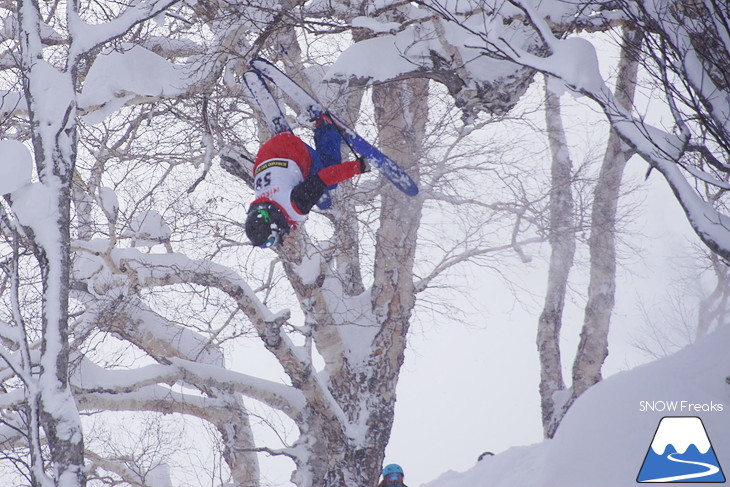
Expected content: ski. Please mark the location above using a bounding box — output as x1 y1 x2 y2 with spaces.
250 58 419 196
243 70 291 135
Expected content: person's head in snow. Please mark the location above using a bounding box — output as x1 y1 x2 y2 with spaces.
245 115 369 248
379 464 407 487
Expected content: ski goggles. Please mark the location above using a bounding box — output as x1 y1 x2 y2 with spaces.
384 472 404 485
260 234 278 248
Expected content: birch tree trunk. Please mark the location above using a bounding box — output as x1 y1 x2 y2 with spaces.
17 0 85 483
273 76 428 487
365 76 427 481
535 26 642 437
537 81 575 439
572 27 642 398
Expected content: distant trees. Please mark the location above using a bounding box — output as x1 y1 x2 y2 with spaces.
633 248 730 359
421 0 730 437
538 27 642 438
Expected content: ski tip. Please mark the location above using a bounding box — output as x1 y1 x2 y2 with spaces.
405 186 419 196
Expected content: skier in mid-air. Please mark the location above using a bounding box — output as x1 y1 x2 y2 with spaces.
245 115 369 248
378 464 408 487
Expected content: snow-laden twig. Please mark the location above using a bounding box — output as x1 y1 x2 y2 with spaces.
67 0 181 62
73 357 306 419
82 245 353 434
424 0 730 259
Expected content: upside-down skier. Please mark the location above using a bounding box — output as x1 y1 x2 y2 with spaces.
244 115 369 248
240 58 418 248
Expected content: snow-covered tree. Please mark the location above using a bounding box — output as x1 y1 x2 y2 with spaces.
0 0 180 485
421 0 730 258
1 1 551 486
414 0 730 438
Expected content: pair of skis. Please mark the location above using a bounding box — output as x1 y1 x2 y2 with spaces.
243 58 419 197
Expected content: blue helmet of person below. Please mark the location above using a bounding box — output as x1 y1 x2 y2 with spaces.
382 464 404 485
382 464 404 477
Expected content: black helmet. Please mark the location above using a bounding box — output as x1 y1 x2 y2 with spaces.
245 202 290 248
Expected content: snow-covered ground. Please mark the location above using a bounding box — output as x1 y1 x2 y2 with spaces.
421 324 730 487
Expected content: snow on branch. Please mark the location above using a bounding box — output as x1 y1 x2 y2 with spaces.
75 361 174 394
108 248 283 324
326 1 536 117
0 320 20 346
0 91 28 117
68 0 181 61
77 385 217 416
421 0 730 259
74 245 354 429
79 45 192 125
106 297 224 366
74 357 305 419
169 358 306 418
0 387 25 409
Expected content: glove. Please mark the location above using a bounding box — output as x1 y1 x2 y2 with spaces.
357 156 371 174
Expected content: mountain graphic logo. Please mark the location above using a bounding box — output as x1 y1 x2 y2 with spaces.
637 416 725 483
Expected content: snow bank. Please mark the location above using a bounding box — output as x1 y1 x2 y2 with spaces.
422 325 730 487
424 442 550 487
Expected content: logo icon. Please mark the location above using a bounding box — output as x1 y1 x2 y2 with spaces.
637 416 725 483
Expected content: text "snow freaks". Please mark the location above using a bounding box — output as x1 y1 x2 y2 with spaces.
639 401 724 412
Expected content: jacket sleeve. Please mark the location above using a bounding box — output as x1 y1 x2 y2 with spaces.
290 174 328 215
317 160 364 186
290 160 365 214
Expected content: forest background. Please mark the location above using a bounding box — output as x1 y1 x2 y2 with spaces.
0 1 727 486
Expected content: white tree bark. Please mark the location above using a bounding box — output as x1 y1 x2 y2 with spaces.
536 26 642 438
17 0 85 482
571 27 642 398
537 80 575 439
3 0 181 484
